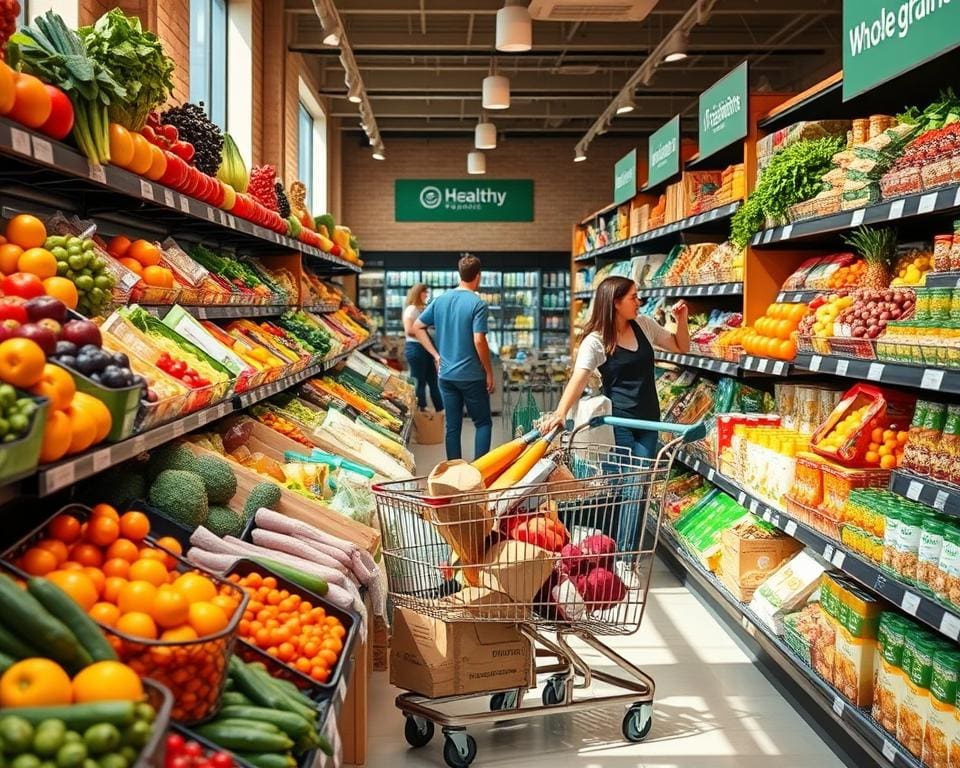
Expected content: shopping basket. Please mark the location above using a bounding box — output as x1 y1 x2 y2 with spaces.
373 415 706 768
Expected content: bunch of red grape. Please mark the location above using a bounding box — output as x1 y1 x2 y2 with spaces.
0 0 22 60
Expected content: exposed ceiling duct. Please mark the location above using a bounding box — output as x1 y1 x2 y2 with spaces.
528 0 661 22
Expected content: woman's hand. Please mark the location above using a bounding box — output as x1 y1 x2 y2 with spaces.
539 410 566 435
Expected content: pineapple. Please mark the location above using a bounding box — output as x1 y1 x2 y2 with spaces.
843 226 897 289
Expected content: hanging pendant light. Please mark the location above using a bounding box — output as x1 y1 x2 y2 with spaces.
496 1 532 53
346 77 362 104
468 151 486 174
616 93 636 115
372 142 386 161
574 146 587 163
475 121 497 150
663 29 688 62
482 75 510 110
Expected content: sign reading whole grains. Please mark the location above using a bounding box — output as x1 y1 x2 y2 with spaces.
613 149 637 205
394 180 534 221
698 62 749 161
646 116 680 189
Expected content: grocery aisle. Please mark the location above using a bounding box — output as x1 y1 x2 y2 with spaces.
366 421 849 768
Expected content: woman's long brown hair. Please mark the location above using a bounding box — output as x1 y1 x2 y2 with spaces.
405 282 428 309
582 276 636 355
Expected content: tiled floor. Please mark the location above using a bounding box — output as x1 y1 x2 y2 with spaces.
365 419 848 768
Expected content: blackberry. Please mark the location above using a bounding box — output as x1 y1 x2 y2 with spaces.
275 181 291 218
160 102 224 176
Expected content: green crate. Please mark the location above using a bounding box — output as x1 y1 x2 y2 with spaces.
59 364 140 442
0 393 49 485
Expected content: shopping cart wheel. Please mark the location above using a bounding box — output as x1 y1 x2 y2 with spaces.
442 731 477 768
403 716 434 748
622 703 653 743
541 675 565 706
490 690 517 711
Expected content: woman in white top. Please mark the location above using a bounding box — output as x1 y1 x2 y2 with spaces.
402 283 443 412
542 275 689 458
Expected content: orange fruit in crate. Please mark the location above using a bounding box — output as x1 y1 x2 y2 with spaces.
128 558 168 587
881 455 897 469
152 587 189 628
160 625 198 642
154 537 182 569
117 580 158 613
116 611 158 640
102 558 130 578
173 573 217 603
72 660 143 703
127 240 161 267
142 265 174 288
106 538 140 563
20 547 58 576
46 570 98 611
83 567 105 596
0 244 23 275
71 393 112 444
102 576 127 603
36 538 68 565
91 503 119 521
188 601 228 636
5 214 46 250
66 542 103 568
86 515 119 547
118 511 150 541
0 658 72 707
89 602 121 627
118 257 143 277
107 235 132 258
138 547 167 563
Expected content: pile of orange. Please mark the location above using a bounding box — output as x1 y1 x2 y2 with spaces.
0 657 144 708
107 236 174 289
108 124 167 181
865 426 908 469
826 258 867 289
228 570 346 685
31 362 112 464
741 302 808 361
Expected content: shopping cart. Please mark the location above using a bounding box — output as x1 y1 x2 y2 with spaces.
373 416 706 768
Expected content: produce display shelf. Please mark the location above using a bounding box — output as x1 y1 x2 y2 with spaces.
675 449 960 644
654 352 738 376
573 201 742 263
925 271 960 289
776 289 829 304
740 355 792 376
141 304 290 320
0 118 359 274
306 303 341 314
401 414 415 445
750 184 960 248
572 290 593 300
889 470 960 518
793 353 960 395
653 521 920 768
638 282 743 299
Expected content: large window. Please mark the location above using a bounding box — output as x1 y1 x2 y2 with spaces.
190 0 227 128
298 103 314 207
297 80 327 214
16 1 27 27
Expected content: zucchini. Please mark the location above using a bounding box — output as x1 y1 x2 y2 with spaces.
0 622 35 659
193 724 293 753
0 575 91 671
27 579 117 662
220 692 254 707
232 754 296 768
250 558 327 596
4 702 136 729
216 707 313 740
204 719 282 734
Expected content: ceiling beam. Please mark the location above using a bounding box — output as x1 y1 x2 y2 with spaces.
285 0 840 15
329 97 689 118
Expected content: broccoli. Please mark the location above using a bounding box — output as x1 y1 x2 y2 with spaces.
243 482 282 521
148 442 199 480
149 470 208 528
204 505 244 538
194 454 238 504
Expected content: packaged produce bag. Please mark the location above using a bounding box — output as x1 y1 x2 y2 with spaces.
414 409 444 445
478 539 556 603
426 460 493 585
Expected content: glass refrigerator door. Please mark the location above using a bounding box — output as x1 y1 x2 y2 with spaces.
384 270 422 334
540 269 571 350
500 270 538 352
358 269 385 330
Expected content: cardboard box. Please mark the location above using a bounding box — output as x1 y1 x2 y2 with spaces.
389 607 533 698
478 540 555 603
440 586 529 621
720 527 803 602
414 409 444 445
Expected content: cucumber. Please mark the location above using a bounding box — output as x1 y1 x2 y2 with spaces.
227 657 288 712
27 579 117 662
250 558 327 596
204 720 281 734
0 623 36 660
216 708 313 740
231 754 295 768
3 703 136 730
192 724 293 753
0 576 91 671
219 692 254 707
0 649 16 673
245 666 316 722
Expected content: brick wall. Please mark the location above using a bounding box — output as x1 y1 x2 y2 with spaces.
156 0 189 104
340 135 644 252
250 0 263 166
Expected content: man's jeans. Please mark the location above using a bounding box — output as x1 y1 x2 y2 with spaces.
438 378 492 460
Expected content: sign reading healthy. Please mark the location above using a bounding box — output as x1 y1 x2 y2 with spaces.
698 62 748 161
395 179 534 221
843 0 960 100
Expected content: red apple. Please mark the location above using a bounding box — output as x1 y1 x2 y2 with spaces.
0 297 28 324
0 319 21 341
16 322 58 355
61 318 102 348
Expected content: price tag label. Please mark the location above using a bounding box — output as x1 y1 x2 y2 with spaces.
762 229 774 244
809 355 822 372
823 544 835 562
934 490 949 511
92 449 112 474
163 189 175 207
832 695 845 717
762 510 772 523
785 520 797 536
758 358 769 373
901 590 921 615
139 180 154 200
773 361 786 376
88 162 107 184
882 740 898 763
737 492 747 506
850 208 865 227
918 192 938 214
831 551 846 569
31 137 53 164
171 420 186 438
10 127 30 156
921 369 945 390
179 195 190 213
707 468 715 481
45 463 75 493
206 206 215 221
939 612 960 641
888 199 905 220
866 363 885 381
835 359 849 377
906 480 923 501
781 224 793 240
749 499 759 513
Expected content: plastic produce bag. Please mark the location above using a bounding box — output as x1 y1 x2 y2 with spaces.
329 467 375 526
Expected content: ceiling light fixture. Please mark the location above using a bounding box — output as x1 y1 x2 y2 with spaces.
468 151 486 174
495 0 532 53
372 143 385 161
317 7 340 46
574 146 587 163
482 74 510 110
615 93 636 115
663 30 688 62
346 78 362 104
475 120 497 149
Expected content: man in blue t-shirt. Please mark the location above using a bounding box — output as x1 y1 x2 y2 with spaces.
413 255 493 460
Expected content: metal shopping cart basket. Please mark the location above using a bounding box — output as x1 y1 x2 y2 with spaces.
373 416 706 768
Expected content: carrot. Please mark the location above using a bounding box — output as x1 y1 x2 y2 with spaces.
472 428 540 485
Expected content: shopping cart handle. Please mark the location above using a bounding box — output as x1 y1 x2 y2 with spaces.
588 416 707 443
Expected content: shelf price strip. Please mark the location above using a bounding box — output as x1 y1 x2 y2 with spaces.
794 354 960 395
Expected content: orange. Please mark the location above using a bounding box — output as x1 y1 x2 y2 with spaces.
88 601 121 627
42 277 79 310
64 404 98 455
35 538 69 565
0 658 72 707
865 451 880 464
778 339 796 360
0 243 23 275
138 547 167 562
152 588 189 628
211 595 237 615
154 537 182 569
83 567 106 596
86 515 120 547
108 125 134 169
188 601 229 636
128 558 168 587
92 504 120 521
30 363 76 412
9 73 51 128
107 235 132 258
141 265 174 288
4 214 46 250
17 248 57 279
102 576 127 604
127 240 162 267
72 660 143 702
61 561 85 572
68 543 103 568
0 337 47 389
71 392 111 443
160 626 198 642
115 611 158 640
20 547 58 576
102 557 131 578
106 538 140 563
128 133 153 176
0 60 13 115
118 511 150 541
145 144 167 181
117 580 158 614
118 257 143 276
173 573 217 603
46 570 99 611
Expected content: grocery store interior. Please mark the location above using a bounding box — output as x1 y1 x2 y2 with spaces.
0 1 959 767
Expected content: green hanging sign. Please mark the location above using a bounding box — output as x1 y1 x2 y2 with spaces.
613 149 637 205
698 62 748 161
394 179 534 221
645 116 680 189
842 1 960 101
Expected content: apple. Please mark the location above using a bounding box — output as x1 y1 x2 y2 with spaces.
25 295 67 324
0 319 21 341
37 318 62 337
61 318 102 348
0 297 28 324
16 323 58 355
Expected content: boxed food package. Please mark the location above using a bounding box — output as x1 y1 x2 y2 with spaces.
873 612 911 735
674 491 750 572
478 540 556 603
426 461 493 585
720 519 804 602
390 606 534 698
922 649 960 768
749 551 826 635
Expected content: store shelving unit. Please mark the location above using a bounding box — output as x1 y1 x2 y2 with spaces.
889 470 960 517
